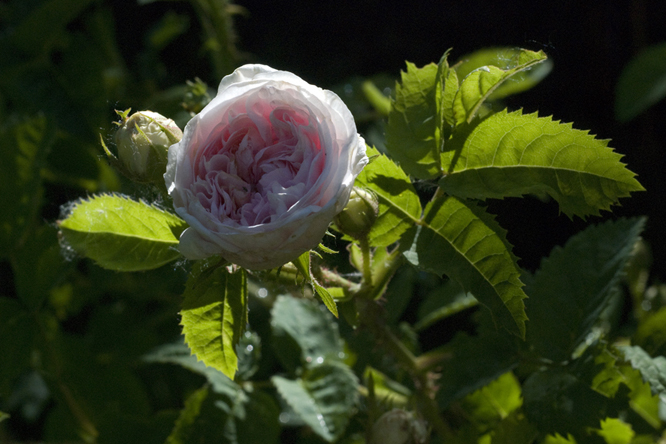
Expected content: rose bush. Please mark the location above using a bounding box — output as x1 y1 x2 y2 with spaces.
165 64 368 270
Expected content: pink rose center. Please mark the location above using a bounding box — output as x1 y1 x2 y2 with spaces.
189 90 326 227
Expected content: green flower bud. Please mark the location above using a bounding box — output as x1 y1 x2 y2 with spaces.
370 409 427 444
112 110 182 184
334 187 379 239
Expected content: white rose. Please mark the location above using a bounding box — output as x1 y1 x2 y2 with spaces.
165 64 368 270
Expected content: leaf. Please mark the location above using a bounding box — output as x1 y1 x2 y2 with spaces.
385 62 442 179
525 218 645 362
364 367 411 408
58 193 187 271
436 49 460 134
166 384 280 444
272 361 359 442
353 146 422 247
180 261 248 379
271 295 343 368
439 109 645 219
292 251 337 317
0 115 55 256
461 372 522 433
401 196 527 338
454 47 552 101
0 411 9 423
615 42 666 122
437 331 520 408
618 345 666 404
522 366 611 442
452 49 548 124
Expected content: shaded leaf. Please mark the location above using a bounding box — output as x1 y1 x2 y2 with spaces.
271 295 343 368
436 49 460 134
0 115 55 256
181 261 248 379
58 193 187 271
272 361 359 442
402 196 526 337
415 279 478 331
439 110 644 219
385 62 441 179
437 330 519 408
353 146 422 247
525 218 645 362
615 42 666 122
0 299 38 396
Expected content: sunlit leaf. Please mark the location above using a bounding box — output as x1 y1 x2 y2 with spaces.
402 196 526 338
525 218 645 362
461 372 522 433
385 62 441 179
58 193 187 271
272 361 358 442
454 47 552 101
439 109 644 219
436 49 460 134
618 345 666 405
353 146 422 247
452 49 547 124
615 42 666 122
180 260 248 380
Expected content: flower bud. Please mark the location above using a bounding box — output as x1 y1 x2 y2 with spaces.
370 409 427 444
113 110 182 184
334 187 379 239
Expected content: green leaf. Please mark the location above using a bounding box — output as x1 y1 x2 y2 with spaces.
272 361 359 442
439 109 645 219
166 384 280 444
271 295 344 368
452 49 548 125
364 367 411 408
0 115 55 256
634 307 666 356
436 49 460 134
402 196 526 338
618 345 666 404
385 62 442 179
522 366 611 442
525 218 645 362
595 418 635 444
462 372 522 432
0 411 9 423
353 146 422 247
454 47 552 101
292 251 337 317
180 260 248 380
437 331 519 408
615 42 666 122
58 193 187 271
489 411 539 444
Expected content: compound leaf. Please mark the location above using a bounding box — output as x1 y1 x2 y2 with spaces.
181 260 248 380
58 193 187 271
402 196 526 338
439 110 644 219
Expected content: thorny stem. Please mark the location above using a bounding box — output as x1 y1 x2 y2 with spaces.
359 235 373 288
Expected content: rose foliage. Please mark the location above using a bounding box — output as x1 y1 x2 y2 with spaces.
3 19 660 443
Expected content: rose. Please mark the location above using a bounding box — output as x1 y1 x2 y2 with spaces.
165 64 368 270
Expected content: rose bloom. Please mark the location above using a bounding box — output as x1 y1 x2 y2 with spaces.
165 64 368 270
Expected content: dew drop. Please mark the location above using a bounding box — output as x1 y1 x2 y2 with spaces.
316 356 324 364
279 412 290 424
258 287 268 298
246 345 254 352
